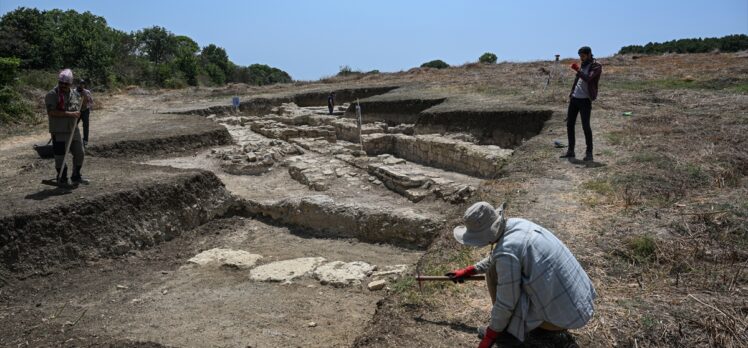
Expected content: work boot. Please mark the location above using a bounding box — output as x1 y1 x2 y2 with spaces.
56 167 68 185
583 151 594 161
71 166 90 185
559 151 575 158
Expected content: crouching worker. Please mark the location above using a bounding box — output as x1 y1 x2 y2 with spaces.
447 202 596 347
45 69 88 185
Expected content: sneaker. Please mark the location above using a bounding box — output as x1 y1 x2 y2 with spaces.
583 153 594 161
559 152 575 158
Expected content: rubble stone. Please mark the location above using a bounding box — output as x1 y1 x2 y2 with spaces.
313 261 376 287
249 257 327 282
367 279 387 291
188 248 263 270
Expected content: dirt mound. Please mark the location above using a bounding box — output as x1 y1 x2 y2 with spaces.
87 114 233 158
0 158 233 278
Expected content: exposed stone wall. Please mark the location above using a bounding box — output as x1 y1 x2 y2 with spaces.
329 119 387 143
344 98 446 124
250 120 337 143
293 86 399 107
362 134 513 178
239 195 443 249
415 110 553 148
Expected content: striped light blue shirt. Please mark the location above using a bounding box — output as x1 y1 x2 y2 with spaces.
474 218 596 341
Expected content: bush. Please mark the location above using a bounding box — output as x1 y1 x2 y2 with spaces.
0 57 20 86
420 59 449 69
337 65 361 77
479 52 497 64
0 86 34 124
163 77 187 89
17 69 56 90
0 57 34 125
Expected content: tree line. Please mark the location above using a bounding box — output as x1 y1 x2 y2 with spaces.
618 34 748 55
0 7 292 88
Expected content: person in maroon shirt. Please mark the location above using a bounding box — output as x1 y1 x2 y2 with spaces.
561 46 602 161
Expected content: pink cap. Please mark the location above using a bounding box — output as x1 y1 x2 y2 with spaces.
58 69 74 84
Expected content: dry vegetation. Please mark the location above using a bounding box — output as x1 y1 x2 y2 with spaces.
340 53 747 347
4 52 746 347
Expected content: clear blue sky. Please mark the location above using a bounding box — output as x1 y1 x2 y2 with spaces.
1 0 746 80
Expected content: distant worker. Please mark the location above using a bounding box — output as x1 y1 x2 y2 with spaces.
446 202 596 347
76 78 94 146
327 91 336 115
45 69 88 185
561 46 602 161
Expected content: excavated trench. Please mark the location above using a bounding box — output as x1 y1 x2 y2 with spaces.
0 88 553 347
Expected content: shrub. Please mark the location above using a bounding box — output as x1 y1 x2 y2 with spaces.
0 57 20 86
163 77 187 89
420 59 449 69
479 52 497 64
17 69 56 90
0 57 34 125
627 234 657 263
337 65 364 77
0 86 34 124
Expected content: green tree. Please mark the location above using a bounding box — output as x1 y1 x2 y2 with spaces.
246 64 291 85
202 63 226 85
479 52 497 64
135 26 177 64
0 7 47 68
174 35 199 86
200 44 231 85
618 34 748 55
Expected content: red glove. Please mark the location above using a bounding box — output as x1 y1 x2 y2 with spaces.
445 265 476 283
571 63 580 71
478 327 500 348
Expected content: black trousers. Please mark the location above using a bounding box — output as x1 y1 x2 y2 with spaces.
81 108 90 142
566 97 593 154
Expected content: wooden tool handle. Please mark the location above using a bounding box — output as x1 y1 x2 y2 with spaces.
415 275 486 281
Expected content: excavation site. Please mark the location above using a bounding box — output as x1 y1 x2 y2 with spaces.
2 51 746 348
1 83 555 347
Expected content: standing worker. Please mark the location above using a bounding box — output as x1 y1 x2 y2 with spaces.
446 202 596 347
560 46 602 161
327 91 336 115
76 78 94 146
45 69 88 185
